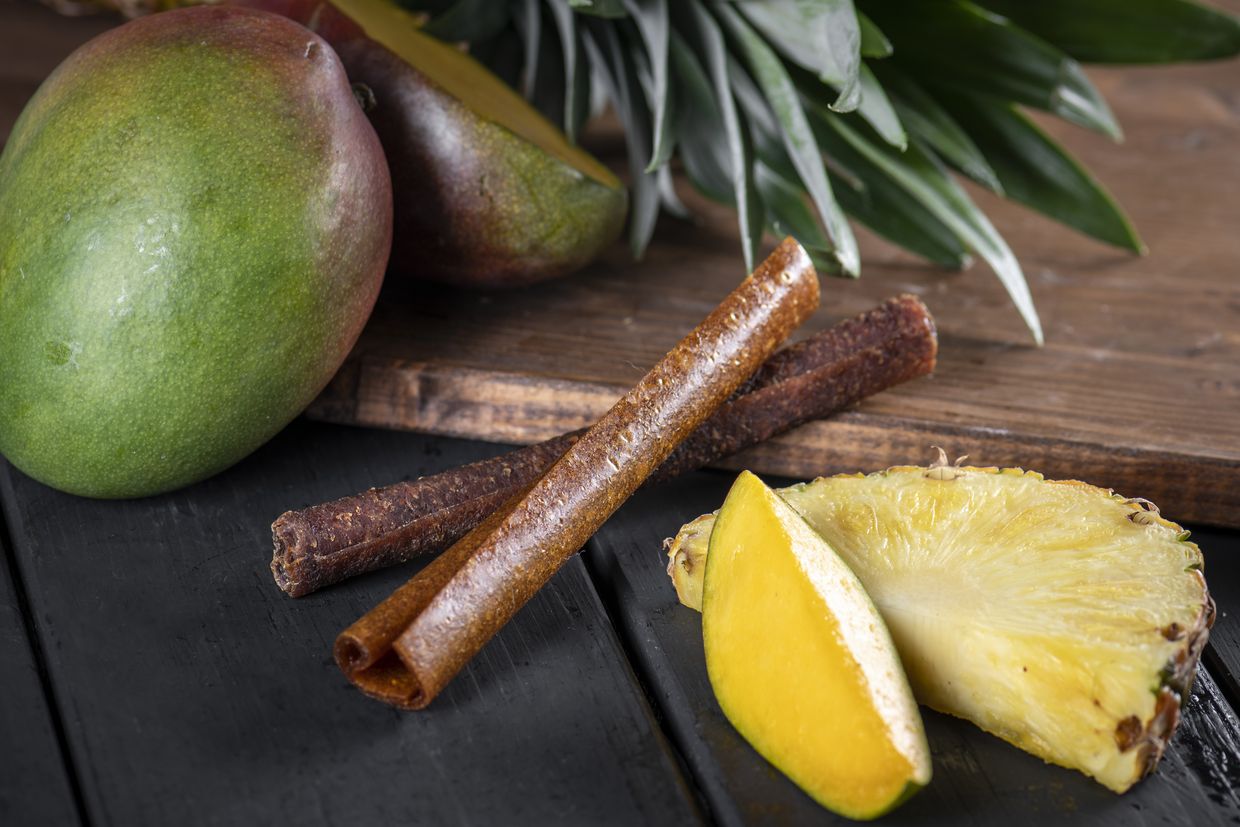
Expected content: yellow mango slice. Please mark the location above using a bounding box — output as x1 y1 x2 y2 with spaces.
703 471 930 820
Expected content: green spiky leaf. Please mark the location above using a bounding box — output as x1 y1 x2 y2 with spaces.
680 1 764 270
872 62 1001 192
855 63 905 149
657 165 691 218
726 55 802 184
628 29 679 178
734 0 863 110
816 114 1043 343
858 11 893 58
866 0 1122 140
398 0 1231 343
938 93 1145 252
790 60 905 150
546 1 592 141
583 23 659 257
623 0 674 170
471 26 524 89
668 31 734 203
423 0 511 40
515 0 541 98
831 166 972 270
717 3 859 274
569 0 626 17
755 163 846 272
813 119 973 268
980 0 1240 63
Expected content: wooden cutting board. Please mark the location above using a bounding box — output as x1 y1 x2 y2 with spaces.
306 58 1240 528
2 2 1236 527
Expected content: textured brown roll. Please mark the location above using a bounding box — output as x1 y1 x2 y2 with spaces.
272 294 936 597
334 237 819 708
271 432 580 597
652 293 936 481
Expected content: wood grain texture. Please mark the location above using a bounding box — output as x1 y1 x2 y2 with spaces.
0 526 81 827
300 32 1240 527
3 3 1239 825
1 3 1236 530
0 422 703 826
585 470 1240 825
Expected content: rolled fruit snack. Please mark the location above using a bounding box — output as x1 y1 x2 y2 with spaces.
335 237 820 708
271 294 937 597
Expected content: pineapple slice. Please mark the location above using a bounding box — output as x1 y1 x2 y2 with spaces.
665 461 1213 793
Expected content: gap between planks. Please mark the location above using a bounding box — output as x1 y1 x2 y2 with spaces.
580 539 723 826
1195 526 1240 714
0 427 709 827
0 481 92 827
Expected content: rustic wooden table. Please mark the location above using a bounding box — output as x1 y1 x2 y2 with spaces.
3 3 1240 825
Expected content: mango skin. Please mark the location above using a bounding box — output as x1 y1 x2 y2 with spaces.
245 0 627 288
0 6 392 498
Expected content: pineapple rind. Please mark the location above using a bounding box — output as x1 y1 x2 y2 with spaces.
666 466 1212 793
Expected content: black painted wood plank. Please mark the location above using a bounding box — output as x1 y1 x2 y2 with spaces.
0 529 81 827
0 421 702 827
1196 527 1240 707
586 471 1240 826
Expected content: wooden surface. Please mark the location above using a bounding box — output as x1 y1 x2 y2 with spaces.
3 421 1240 826
298 23 1240 527
1202 526 1240 705
0 527 81 826
0 423 703 826
4 3 1240 826
589 475 1240 826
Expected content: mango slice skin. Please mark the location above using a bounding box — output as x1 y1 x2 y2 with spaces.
247 0 628 287
702 471 931 820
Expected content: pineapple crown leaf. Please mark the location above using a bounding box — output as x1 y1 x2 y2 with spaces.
399 0 1240 342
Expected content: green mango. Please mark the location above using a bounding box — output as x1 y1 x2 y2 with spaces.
0 6 392 498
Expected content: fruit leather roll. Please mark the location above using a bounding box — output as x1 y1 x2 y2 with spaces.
271 294 937 597
335 237 820 708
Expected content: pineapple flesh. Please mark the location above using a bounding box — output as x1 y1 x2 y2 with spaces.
665 464 1213 793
